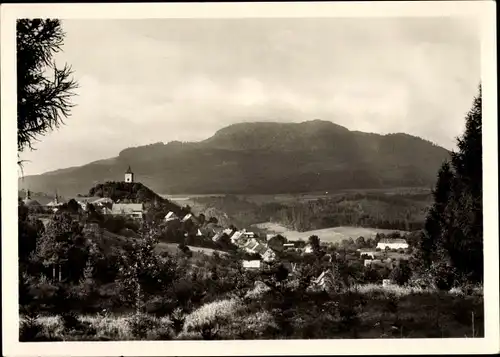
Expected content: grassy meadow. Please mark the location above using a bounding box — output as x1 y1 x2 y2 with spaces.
253 222 407 243
21 284 483 341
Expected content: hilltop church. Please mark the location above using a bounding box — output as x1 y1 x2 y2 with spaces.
124 165 134 183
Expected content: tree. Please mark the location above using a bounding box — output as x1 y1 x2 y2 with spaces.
419 161 455 269
355 236 366 248
444 85 483 283
416 85 483 285
118 222 178 313
17 19 78 157
308 235 320 252
66 199 81 214
34 212 88 282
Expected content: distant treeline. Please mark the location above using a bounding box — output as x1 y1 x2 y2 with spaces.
193 192 433 232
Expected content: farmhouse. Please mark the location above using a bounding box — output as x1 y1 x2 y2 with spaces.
111 203 144 219
376 238 408 250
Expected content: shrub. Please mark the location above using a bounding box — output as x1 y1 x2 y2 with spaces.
19 313 45 341
59 311 97 340
128 314 162 340
170 307 186 335
183 298 240 339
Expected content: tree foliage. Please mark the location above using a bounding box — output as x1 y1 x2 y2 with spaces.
17 19 78 153
417 85 483 285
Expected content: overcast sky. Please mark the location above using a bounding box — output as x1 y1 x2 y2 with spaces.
20 17 480 176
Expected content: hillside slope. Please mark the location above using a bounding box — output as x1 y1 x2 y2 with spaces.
19 120 450 196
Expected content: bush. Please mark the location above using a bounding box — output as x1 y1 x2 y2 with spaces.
19 313 45 341
129 314 162 340
183 299 240 339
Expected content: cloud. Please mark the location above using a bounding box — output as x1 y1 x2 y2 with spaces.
19 17 480 175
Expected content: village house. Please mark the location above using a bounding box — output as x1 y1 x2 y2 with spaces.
243 231 257 239
261 248 277 262
73 196 103 210
110 203 144 220
376 238 408 250
364 258 395 270
212 231 224 242
242 260 262 270
312 269 336 291
358 248 378 259
230 230 245 244
243 238 267 255
164 211 179 222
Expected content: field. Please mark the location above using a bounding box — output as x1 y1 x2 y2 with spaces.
253 222 406 243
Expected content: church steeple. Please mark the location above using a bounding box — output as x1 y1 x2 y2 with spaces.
125 165 134 183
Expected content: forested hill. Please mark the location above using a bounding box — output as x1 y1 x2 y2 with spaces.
88 182 188 217
19 120 450 196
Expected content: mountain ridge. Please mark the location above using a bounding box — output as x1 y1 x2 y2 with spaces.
19 120 450 196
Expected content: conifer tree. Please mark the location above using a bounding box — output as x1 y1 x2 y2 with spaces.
445 85 483 283
17 19 78 154
418 85 483 286
419 161 454 269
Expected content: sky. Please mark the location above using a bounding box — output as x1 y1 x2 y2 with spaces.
19 17 481 176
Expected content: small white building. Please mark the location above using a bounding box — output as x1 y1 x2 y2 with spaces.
243 231 256 239
230 231 245 244
182 213 193 222
242 260 262 270
376 239 408 250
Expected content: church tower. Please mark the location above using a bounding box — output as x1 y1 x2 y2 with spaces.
125 165 134 183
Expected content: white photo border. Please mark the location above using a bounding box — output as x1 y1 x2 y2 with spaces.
1 1 498 356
